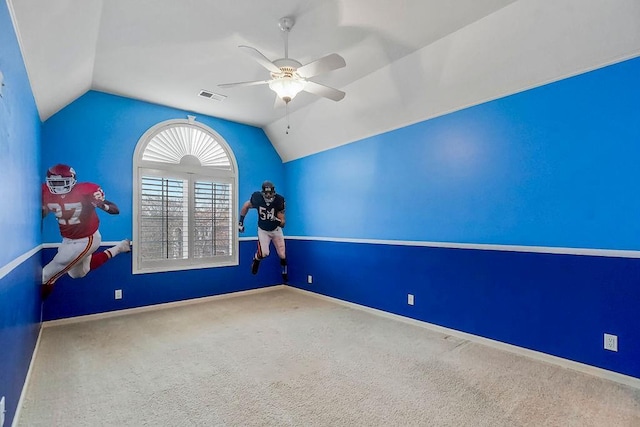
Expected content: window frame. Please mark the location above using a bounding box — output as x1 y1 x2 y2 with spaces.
132 118 239 274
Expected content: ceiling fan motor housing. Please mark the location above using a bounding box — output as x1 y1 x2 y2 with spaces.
272 66 296 79
273 58 302 70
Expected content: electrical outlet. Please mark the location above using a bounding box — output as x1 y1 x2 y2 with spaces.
115 289 123 300
407 294 414 305
1 395 5 427
307 275 313 284
604 333 618 352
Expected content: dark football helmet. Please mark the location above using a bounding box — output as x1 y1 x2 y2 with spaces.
46 164 77 194
261 180 276 203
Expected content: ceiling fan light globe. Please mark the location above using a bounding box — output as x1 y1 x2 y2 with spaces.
269 77 306 102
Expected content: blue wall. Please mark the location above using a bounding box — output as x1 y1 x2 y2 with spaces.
40 91 286 320
39 241 283 319
285 56 640 379
0 1 42 425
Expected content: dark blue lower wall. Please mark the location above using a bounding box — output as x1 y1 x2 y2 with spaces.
0 252 41 426
41 240 283 321
286 239 640 379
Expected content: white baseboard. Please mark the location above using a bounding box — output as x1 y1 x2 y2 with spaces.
286 286 640 390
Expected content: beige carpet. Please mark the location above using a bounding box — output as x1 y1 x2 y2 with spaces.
18 287 640 426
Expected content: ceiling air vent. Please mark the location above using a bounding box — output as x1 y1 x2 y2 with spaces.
198 90 227 101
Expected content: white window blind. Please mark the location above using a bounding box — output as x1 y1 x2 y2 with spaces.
193 180 232 258
140 176 189 261
133 119 238 274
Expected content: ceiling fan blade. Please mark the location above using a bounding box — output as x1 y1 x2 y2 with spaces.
238 45 281 74
303 80 345 102
297 53 346 78
218 80 270 88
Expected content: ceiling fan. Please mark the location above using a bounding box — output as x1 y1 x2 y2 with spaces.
218 16 346 107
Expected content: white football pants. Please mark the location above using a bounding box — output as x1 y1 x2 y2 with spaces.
256 226 286 259
42 230 101 284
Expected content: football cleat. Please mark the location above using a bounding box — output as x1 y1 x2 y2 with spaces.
251 258 260 275
117 239 132 254
40 283 54 300
108 239 131 258
281 261 288 283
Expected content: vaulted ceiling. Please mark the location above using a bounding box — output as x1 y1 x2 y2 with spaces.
7 0 640 161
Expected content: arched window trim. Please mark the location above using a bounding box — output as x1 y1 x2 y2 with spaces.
132 118 239 274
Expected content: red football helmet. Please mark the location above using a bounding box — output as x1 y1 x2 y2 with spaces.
46 164 77 194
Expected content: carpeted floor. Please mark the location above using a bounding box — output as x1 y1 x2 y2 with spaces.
18 287 640 426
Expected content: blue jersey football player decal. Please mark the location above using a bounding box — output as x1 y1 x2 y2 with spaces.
238 181 288 282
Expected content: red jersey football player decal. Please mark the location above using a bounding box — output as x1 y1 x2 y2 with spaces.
41 164 131 299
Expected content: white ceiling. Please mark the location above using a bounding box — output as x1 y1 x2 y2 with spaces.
7 0 640 162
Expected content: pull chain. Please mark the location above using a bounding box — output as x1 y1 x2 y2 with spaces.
285 102 290 134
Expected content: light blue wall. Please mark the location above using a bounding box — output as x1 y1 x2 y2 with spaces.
0 1 42 425
0 5 41 264
286 57 640 249
40 91 286 320
285 56 640 379
41 90 285 243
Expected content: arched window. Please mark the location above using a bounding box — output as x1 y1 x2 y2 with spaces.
133 117 238 273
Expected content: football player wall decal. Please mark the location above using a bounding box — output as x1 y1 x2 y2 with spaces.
41 163 131 299
238 180 288 283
